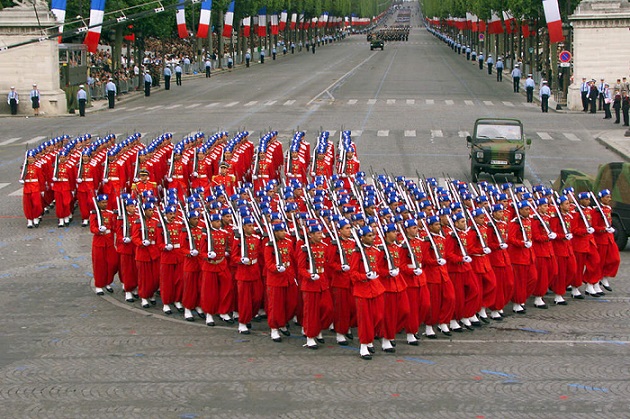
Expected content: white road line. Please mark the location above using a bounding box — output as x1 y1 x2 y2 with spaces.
503 101 514 107
464 100 474 106
8 189 22 197
483 101 494 106
430 129 444 138
348 99 358 105
367 99 377 105
244 101 258 107
0 137 22 146
445 100 454 105
204 103 218 108
563 133 581 142
283 100 296 106
537 132 553 140
127 106 144 111
386 99 395 105
352 130 363 137
147 105 164 110
404 130 416 137
185 103 200 109
458 131 470 137
327 130 337 137
165 104 182 109
522 102 534 107
264 100 277 106
406 99 415 105
225 101 239 108
0 182 10 190
426 99 434 105
23 135 45 145
377 130 389 137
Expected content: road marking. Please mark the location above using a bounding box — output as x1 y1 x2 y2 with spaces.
426 99 434 105
483 101 494 106
367 99 377 105
127 106 144 111
522 179 533 190
204 103 218 108
537 132 553 140
244 101 258 107
503 101 514 107
404 130 416 137
0 137 22 146
0 182 10 190
464 100 474 106
8 188 22 197
147 105 164 110
225 101 239 107
563 133 581 142
348 99 358 105
283 100 296 106
165 104 182 109
386 99 395 105
23 135 46 145
522 102 534 107
445 100 454 105
377 130 389 137
458 131 470 138
327 130 337 137
264 100 277 106
185 103 200 109
430 129 444 138
406 99 415 105
352 130 363 137
308 53 378 105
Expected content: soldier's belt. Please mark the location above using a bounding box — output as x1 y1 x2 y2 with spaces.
85 178 94 181
316 267 324 274
209 257 225 264
24 179 38 183
172 176 184 179
197 175 207 178
173 244 181 249
407 264 416 269
57 178 69 182
109 177 120 181
471 254 484 257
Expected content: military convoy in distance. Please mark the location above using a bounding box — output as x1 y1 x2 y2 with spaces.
466 118 531 182
367 25 410 50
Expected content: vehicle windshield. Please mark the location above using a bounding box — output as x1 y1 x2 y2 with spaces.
474 124 522 143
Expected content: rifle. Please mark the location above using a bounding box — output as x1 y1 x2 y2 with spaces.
466 208 490 252
506 185 529 244
373 216 395 271
137 201 148 242
179 202 195 252
19 151 28 182
420 218 444 264
589 191 611 229
301 224 316 275
156 207 172 246
350 227 375 276
92 196 103 230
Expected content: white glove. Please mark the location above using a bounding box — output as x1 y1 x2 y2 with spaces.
341 264 350 272
77 178 83 183
123 237 131 243
252 175 258 180
483 247 492 254
310 172 316 177
413 268 423 276
389 268 399 277
366 271 379 280
133 177 139 183
142 239 151 246
310 273 320 280
105 229 111 235
241 257 251 264
52 177 58 182
99 226 107 232
438 258 447 266
463 255 472 263
565 233 573 240
524 241 532 248
606 227 615 234
341 173 348 178
19 179 24 184
167 177 173 183
548 232 557 240
165 244 174 251
499 243 508 250
208 251 217 259
192 171 198 177
277 265 286 273
587 227 595 234
190 249 199 257
102 178 109 184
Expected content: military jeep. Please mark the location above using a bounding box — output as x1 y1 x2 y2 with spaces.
367 33 384 50
466 118 531 182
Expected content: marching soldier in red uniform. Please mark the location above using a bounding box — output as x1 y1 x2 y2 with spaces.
131 203 161 308
90 194 119 295
592 189 620 292
549 196 576 305
156 206 184 314
571 192 602 297
530 198 557 308
52 151 76 227
19 151 44 228
486 204 514 318
467 208 497 321
180 210 206 321
115 198 139 303
166 151 189 201
507 201 537 313
131 169 158 199
76 151 100 227
211 161 237 196
101 151 126 211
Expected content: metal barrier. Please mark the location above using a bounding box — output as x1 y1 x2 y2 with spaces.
554 89 566 106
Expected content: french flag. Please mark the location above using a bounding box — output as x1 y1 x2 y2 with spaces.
258 7 267 37
290 13 297 30
243 16 251 37
279 11 287 31
502 11 515 34
197 0 212 39
222 0 235 38
84 0 106 53
488 11 503 34
543 0 564 43
298 13 304 30
51 0 66 42
176 0 188 39
270 14 278 35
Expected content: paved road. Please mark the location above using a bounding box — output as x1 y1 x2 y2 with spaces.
1 7 629 418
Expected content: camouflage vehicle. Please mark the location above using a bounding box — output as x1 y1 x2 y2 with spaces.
367 33 384 50
466 118 531 182
553 162 630 250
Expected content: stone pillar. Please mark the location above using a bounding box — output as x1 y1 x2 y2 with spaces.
0 1 67 115
568 0 630 110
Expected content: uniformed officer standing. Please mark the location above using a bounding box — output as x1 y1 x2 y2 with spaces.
164 66 172 90
205 58 212 78
7 86 19 115
30 83 40 116
540 80 551 113
525 74 535 103
144 72 152 97
77 85 87 117
106 77 117 109
245 51 251 67
496 57 504 82
486 54 494 75
511 65 522 93
175 64 183 85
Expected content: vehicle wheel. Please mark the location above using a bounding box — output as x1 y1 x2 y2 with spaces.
381 46 384 50
370 47 374 50
471 162 479 182
514 168 525 182
612 216 628 251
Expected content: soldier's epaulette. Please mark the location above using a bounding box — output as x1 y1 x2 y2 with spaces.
251 233 261 239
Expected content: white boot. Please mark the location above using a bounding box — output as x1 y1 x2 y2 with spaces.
490 310 502 320
425 325 436 338
461 318 472 327
382 338 395 352
449 319 462 331
238 323 250 334
406 333 419 345
601 278 611 288
554 294 567 305
82 219 89 226
585 283 597 296
305 337 318 349
125 292 134 302
336 333 348 345
571 287 582 297
141 298 150 308
58 218 64 227
33 218 40 227
478 307 488 318
359 344 372 359
593 283 604 294
95 287 104 295
184 308 194 321
205 313 215 325
195 306 205 316
162 304 172 314
27 219 33 228
63 216 70 224
534 296 547 307
174 302 183 310
513 303 524 313
270 329 281 342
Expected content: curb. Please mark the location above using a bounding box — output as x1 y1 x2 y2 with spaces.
595 135 630 161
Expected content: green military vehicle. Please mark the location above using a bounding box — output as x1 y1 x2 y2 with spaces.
466 118 531 182
367 33 384 50
553 162 630 250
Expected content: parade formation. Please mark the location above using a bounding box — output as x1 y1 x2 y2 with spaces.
19 129 621 361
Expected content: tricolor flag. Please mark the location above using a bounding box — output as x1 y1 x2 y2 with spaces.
257 7 266 37
51 0 66 42
290 13 297 30
197 0 212 39
542 0 564 43
502 11 516 34
270 14 278 35
279 11 288 31
84 0 106 53
176 0 188 39
488 11 503 34
298 13 304 30
243 16 251 37
222 0 235 38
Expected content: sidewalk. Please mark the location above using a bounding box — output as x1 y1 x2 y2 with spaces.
595 130 630 161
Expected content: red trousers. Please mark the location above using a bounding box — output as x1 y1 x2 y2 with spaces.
119 253 138 292
76 190 95 220
266 285 298 329
54 190 73 218
489 265 515 311
23 191 42 220
551 255 576 295
355 295 385 344
512 264 537 304
160 263 183 304
450 271 480 319
92 245 118 288
200 270 234 315
597 242 620 278
302 290 333 338
426 280 456 326
575 249 601 285
382 291 409 340
237 280 263 324
136 259 159 299
182 270 201 309
331 287 356 335
475 269 497 309
532 256 556 297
